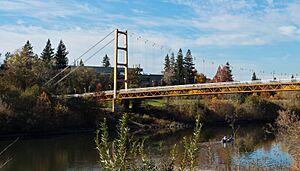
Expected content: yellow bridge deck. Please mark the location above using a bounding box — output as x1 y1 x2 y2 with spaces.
70 80 300 100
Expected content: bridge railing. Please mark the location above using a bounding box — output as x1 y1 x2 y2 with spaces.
60 78 299 98
114 78 299 93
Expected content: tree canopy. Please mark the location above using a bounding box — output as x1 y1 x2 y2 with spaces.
55 40 69 69
102 54 110 67
252 72 258 81
41 39 55 64
183 49 195 84
174 49 185 84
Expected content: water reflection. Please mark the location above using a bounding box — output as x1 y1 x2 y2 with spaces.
0 134 100 171
0 124 292 171
232 143 292 169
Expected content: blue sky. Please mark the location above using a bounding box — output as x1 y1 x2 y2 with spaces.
0 0 300 81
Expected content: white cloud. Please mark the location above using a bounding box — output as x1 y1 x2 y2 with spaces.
1 0 300 78
278 25 298 36
131 9 145 14
0 0 91 21
0 24 115 64
196 34 267 46
166 0 300 45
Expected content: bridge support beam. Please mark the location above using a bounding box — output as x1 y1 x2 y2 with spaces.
112 29 128 112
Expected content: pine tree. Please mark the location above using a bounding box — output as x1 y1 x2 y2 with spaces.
22 40 35 58
184 49 195 84
170 52 175 84
170 52 175 70
163 54 173 85
224 62 233 82
55 40 69 69
164 54 171 71
41 39 54 63
102 54 110 67
21 40 36 69
174 49 185 84
252 72 258 81
79 59 84 66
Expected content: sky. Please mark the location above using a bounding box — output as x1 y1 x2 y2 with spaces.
0 0 300 81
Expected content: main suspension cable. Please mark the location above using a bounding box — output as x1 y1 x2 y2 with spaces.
52 38 115 87
44 29 115 86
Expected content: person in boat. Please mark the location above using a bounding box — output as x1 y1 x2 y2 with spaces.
222 136 227 144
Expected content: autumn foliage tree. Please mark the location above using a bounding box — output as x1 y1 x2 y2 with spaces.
213 62 233 82
196 73 207 83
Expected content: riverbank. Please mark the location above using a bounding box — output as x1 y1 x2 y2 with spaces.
135 95 280 124
1 91 300 137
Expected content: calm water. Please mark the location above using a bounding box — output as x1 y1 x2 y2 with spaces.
0 124 292 171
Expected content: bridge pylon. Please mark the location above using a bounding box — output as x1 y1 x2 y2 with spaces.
112 29 128 112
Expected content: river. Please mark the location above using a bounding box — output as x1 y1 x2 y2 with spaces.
0 124 292 170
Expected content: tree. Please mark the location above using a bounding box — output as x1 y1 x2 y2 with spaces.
224 62 233 81
184 49 195 84
170 52 176 84
128 67 141 88
41 39 54 63
22 40 35 59
55 40 69 69
0 53 2 70
213 62 233 82
1 52 12 70
174 49 185 85
252 72 258 81
163 54 173 85
79 59 84 66
196 73 207 83
3 49 35 90
21 41 36 69
102 54 110 67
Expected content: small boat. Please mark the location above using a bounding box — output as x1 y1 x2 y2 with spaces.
226 135 234 143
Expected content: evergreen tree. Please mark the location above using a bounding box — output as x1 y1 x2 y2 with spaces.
22 40 35 59
170 52 175 84
1 52 12 70
184 49 195 84
163 54 173 85
55 40 69 69
174 49 185 84
251 72 258 81
41 39 54 63
164 54 171 71
21 40 36 69
128 67 141 88
102 54 110 67
79 59 84 66
224 62 233 82
170 52 175 70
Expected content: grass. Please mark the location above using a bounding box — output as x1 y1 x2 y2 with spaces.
142 99 166 107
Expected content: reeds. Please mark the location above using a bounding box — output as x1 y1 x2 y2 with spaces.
95 113 202 170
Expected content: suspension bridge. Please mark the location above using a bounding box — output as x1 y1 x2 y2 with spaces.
46 29 300 111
